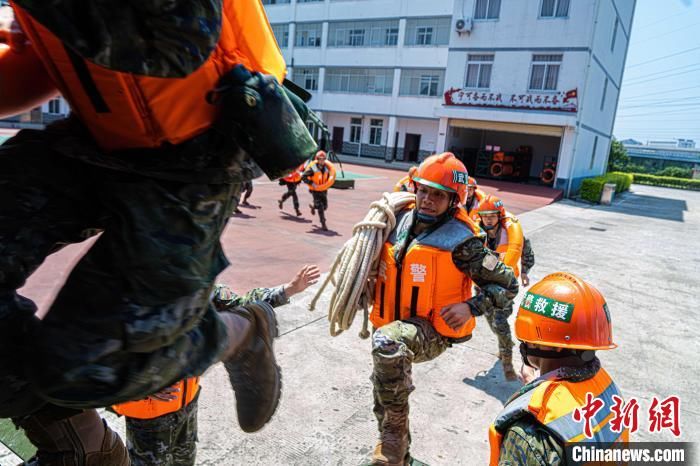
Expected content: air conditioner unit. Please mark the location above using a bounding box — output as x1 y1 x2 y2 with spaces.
455 17 473 34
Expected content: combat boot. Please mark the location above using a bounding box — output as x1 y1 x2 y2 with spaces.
15 409 129 466
500 352 517 381
222 302 282 433
371 406 410 466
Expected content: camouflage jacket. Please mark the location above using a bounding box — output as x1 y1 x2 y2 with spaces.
521 237 535 275
394 210 519 318
212 284 288 311
498 359 602 466
12 0 223 77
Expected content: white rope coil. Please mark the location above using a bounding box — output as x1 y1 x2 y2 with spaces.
309 191 416 338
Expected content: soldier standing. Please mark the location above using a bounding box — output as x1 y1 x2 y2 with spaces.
366 153 518 466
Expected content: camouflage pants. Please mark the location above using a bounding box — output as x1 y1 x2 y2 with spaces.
280 182 300 210
0 119 250 418
125 392 200 466
483 303 514 358
371 318 450 430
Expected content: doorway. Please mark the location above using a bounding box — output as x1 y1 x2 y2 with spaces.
332 127 344 153
404 133 421 162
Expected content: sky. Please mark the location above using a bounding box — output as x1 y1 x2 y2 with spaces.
613 0 700 144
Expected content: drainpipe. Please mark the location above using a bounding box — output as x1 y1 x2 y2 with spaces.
566 0 601 198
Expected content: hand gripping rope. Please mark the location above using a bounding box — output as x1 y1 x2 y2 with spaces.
309 191 416 338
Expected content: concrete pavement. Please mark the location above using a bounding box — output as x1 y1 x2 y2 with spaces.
2 183 698 465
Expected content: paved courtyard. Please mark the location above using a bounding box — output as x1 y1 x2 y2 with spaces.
1 171 697 464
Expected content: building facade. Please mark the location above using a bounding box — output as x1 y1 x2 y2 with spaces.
0 96 70 129
265 0 636 195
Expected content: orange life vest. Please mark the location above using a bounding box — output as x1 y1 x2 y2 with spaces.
466 189 487 222
489 367 629 465
282 163 304 183
486 213 523 277
112 377 200 420
307 161 336 192
370 207 479 340
393 175 412 193
11 0 285 151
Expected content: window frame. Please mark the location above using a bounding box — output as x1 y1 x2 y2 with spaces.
474 0 501 21
350 117 362 143
464 54 494 90
369 119 383 146
404 17 451 46
538 0 570 19
528 54 562 92
295 67 319 91
48 99 61 114
295 23 323 47
271 23 289 48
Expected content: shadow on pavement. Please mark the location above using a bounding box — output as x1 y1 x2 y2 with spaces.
593 192 688 222
463 361 522 405
231 212 256 219
307 227 342 237
280 212 312 223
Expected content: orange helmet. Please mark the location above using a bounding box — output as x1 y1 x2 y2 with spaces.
412 153 468 204
515 272 616 351
467 176 477 188
477 194 506 218
315 150 327 160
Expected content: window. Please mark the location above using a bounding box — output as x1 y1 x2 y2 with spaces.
328 20 399 47
262 0 291 4
404 18 450 46
295 23 322 47
271 24 289 48
600 78 608 111
324 68 394 94
295 67 319 91
400 69 445 96
465 54 494 89
540 0 569 18
350 118 362 143
529 54 561 91
590 136 599 169
298 0 323 2
611 18 619 51
416 27 433 45
369 119 383 145
385 28 398 46
48 99 61 114
474 0 501 20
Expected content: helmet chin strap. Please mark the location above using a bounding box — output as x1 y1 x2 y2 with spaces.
519 342 595 368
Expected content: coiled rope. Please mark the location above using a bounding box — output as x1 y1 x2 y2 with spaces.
309 191 416 338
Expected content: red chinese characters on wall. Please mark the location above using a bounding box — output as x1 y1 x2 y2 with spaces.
444 88 578 113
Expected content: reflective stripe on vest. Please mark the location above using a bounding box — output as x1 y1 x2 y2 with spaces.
370 208 479 340
12 0 285 151
488 367 629 466
308 161 336 192
112 377 200 420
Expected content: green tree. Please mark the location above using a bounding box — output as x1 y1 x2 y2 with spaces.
607 138 630 171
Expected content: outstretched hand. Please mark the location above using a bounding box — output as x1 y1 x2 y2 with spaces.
148 385 180 402
284 264 321 297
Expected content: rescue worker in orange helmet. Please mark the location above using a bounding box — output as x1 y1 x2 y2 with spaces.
0 1 314 463
112 264 320 466
367 153 519 466
302 150 336 231
464 176 487 222
489 272 628 466
477 194 531 380
278 162 305 216
392 166 418 193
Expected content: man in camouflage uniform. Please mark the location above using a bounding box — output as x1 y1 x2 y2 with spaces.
367 154 518 466
122 265 320 466
0 2 310 464
479 202 535 381
490 273 627 465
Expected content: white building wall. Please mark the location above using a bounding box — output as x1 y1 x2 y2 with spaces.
265 0 636 194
